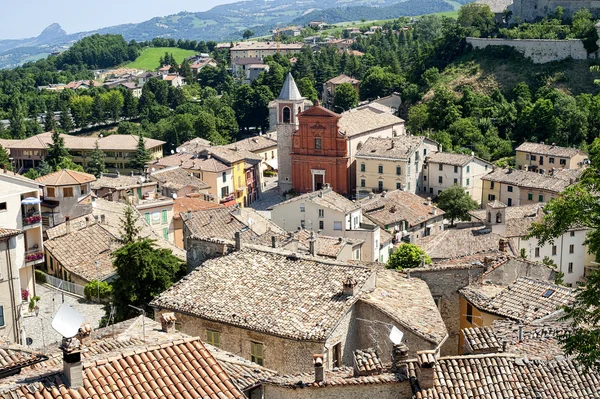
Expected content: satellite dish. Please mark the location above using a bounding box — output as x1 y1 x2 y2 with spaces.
26 337 33 346
176 148 180 153
151 167 156 172
171 150 175 154
389 326 404 345
51 304 85 338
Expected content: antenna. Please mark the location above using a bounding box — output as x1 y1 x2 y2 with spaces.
389 326 404 345
51 304 85 338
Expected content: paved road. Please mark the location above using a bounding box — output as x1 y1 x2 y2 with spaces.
21 284 105 351
250 176 284 217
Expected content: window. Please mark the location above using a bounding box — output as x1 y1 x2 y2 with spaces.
507 198 512 206
407 182 411 191
528 193 533 201
549 157 555 164
315 138 322 150
0 202 5 212
355 249 360 260
300 204 305 212
318 209 324 218
396 182 401 190
454 166 458 173
570 231 575 237
396 166 401 175
251 342 264 366
360 179 366 187
80 184 88 195
162 209 168 224
538 194 544 202
423 176 427 181
378 181 383 191
542 289 555 298
552 245 557 256
319 220 324 230
438 176 443 184
423 148 427 156
453 178 458 185
332 343 341 368
568 262 574 273
490 182 495 189
206 330 220 347
221 186 229 198
535 247 540 257
485 165 488 171
360 163 365 172
525 154 530 160
0 306 4 327
271 151 274 159
63 187 74 198
507 186 513 192
144 212 150 224
300 220 305 228
466 178 470 186
378 165 383 174
47 187 55 197
569 244 574 254
163 227 169 240
438 164 443 171
430 188 433 194
466 303 473 324
353 216 359 226
282 107 291 123
222 172 227 183
333 221 342 231
560 159 566 165
488 194 496 201
466 166 470 173
531 155 536 161
152 212 160 225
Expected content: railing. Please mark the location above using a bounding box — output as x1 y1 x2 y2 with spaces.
38 271 85 297
25 249 44 263
22 212 42 226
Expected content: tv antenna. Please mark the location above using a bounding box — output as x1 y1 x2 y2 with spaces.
51 303 85 339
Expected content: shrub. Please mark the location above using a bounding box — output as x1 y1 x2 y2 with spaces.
84 280 113 301
35 270 47 284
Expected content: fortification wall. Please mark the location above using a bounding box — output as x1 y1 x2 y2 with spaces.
466 37 590 63
512 0 600 22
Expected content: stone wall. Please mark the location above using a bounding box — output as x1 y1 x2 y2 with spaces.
185 236 232 270
466 37 589 63
264 382 413 399
511 0 600 22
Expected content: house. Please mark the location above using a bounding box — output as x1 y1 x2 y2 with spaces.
151 245 447 374
470 201 594 286
6 132 165 173
231 57 263 78
163 74 184 87
360 190 445 244
327 39 356 54
36 170 96 228
171 197 224 248
230 41 304 63
481 167 580 206
308 21 327 29
365 92 402 114
322 74 360 109
355 136 439 196
224 133 277 179
515 141 588 171
136 192 174 242
150 166 212 200
117 81 142 98
245 63 269 83
424 152 494 204
43 222 118 286
91 173 157 202
273 26 302 38
64 80 96 90
0 170 44 344
158 65 171 75
269 186 393 262
190 57 218 75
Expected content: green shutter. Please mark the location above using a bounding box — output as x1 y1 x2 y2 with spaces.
145 212 150 224
163 227 169 240
162 209 168 224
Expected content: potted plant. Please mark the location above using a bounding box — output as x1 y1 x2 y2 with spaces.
21 289 29 302
28 295 40 312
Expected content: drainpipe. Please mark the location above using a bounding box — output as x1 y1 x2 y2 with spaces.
5 238 20 344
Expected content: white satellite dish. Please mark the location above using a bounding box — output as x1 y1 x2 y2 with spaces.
51 304 85 338
389 326 404 345
171 150 175 154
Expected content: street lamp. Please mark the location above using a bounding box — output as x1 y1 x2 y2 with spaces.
95 260 100 302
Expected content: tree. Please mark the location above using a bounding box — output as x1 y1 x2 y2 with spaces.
436 185 478 226
457 3 496 37
0 145 11 170
122 89 139 119
46 130 70 169
44 109 57 132
119 202 142 244
129 134 151 172
86 141 106 178
111 238 185 321
104 90 124 122
243 30 254 39
58 102 74 132
333 82 359 111
9 99 26 139
296 77 318 103
70 95 93 128
387 244 431 270
91 94 106 125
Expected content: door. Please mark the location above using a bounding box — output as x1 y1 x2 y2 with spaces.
314 174 324 191
332 343 341 368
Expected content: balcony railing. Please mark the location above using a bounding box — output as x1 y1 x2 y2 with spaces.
22 212 42 227
25 249 44 263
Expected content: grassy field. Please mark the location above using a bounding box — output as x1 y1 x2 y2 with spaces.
125 47 197 70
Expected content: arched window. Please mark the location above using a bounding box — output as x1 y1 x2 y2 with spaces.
282 107 291 123
298 106 302 115
496 212 502 224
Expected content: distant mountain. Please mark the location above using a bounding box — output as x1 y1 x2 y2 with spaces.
0 0 461 69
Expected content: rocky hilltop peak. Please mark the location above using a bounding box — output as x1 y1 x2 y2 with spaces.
37 23 67 41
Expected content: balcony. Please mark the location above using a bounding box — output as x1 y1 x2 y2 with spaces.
22 212 42 227
25 248 44 264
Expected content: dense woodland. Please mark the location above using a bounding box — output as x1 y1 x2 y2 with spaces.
2 5 600 170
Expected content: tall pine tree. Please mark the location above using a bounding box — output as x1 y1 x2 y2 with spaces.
46 130 70 169
129 133 151 172
86 141 106 178
59 102 74 132
44 109 57 132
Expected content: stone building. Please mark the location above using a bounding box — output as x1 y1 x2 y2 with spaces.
322 74 360 110
151 245 447 374
515 141 588 172
510 0 600 21
91 173 158 202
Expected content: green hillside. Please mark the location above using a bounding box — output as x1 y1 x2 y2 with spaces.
125 47 197 70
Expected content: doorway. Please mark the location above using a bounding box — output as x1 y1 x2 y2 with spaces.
314 174 324 191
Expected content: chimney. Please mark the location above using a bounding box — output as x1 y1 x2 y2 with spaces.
343 276 358 296
313 354 325 383
381 191 387 198
391 343 409 375
85 216 90 228
209 215 213 223
160 312 177 333
498 238 508 252
271 235 277 248
100 214 106 224
416 351 437 390
309 232 317 256
427 197 432 206
369 192 375 199
76 323 93 346
65 216 71 234
61 338 83 389
518 324 524 343
235 231 242 251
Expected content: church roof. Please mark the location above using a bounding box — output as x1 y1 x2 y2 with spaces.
278 73 304 101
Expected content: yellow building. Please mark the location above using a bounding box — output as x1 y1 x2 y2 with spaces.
515 142 588 172
205 147 249 207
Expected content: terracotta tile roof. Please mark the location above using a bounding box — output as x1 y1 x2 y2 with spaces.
151 247 374 340
356 136 435 160
177 137 211 152
150 166 211 191
0 347 46 377
0 228 21 239
151 153 231 173
4 338 244 399
425 152 490 167
183 208 260 242
96 134 165 150
200 146 262 164
231 41 303 51
360 269 448 345
9 132 164 151
172 197 224 219
43 223 118 282
354 348 383 375
462 327 502 354
280 229 364 258
223 135 277 153
415 226 512 260
91 174 155 190
412 354 600 398
270 187 361 214
263 366 406 388
470 203 546 237
339 104 404 137
35 169 96 186
0 139 18 149
460 277 576 322
326 74 360 85
516 142 586 158
360 190 444 228
0 170 42 187
481 168 578 192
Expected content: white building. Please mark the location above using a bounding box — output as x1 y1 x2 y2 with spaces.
424 152 493 204
269 187 393 263
0 170 44 344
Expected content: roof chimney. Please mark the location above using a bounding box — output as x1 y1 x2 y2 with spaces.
85 216 90 229
343 276 358 296
271 235 277 248
160 312 177 333
187 211 192 221
314 354 325 383
391 343 409 376
416 351 437 390
65 216 71 234
61 338 83 389
100 214 106 224
369 192 375 199
235 231 242 251
309 232 317 256
427 197 432 206
499 238 508 253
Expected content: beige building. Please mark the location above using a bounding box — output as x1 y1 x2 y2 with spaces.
230 41 304 61
424 152 493 204
322 74 360 110
515 142 588 172
91 173 157 202
150 166 212 200
481 167 580 207
224 134 278 177
136 195 174 243
355 136 438 197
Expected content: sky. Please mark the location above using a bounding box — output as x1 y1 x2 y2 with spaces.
1 0 238 40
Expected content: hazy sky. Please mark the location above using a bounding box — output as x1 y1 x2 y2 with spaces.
1 0 238 40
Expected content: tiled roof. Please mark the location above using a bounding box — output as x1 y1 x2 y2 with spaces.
425 152 489 167
223 134 277 153
96 134 164 150
151 247 374 340
412 354 600 399
35 169 96 186
43 223 118 282
462 327 502 353
360 190 443 228
177 137 211 152
354 348 383 375
326 74 360 85
360 269 447 345
184 208 260 242
460 277 576 322
200 146 262 164
356 136 433 160
481 168 577 192
91 174 154 190
415 226 511 260
516 142 586 158
270 187 361 214
263 366 406 388
470 203 545 237
339 104 404 137
427 251 510 269
231 41 303 51
150 166 211 191
0 347 46 376
287 229 364 258
0 228 20 239
172 197 224 219
0 170 42 187
150 153 231 173
8 132 164 151
3 338 245 399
